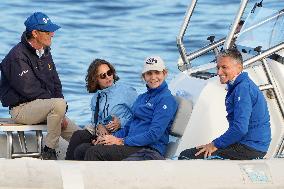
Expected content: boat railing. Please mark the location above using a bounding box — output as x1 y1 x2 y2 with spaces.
186 42 284 74
177 0 284 71
177 0 250 70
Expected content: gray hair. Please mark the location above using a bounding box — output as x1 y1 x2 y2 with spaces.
218 49 243 64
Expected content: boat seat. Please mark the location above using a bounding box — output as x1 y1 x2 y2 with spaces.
165 96 193 158
170 96 193 137
0 118 47 159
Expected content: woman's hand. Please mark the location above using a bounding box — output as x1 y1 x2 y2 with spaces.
93 135 123 145
195 142 218 158
105 116 121 132
96 124 110 136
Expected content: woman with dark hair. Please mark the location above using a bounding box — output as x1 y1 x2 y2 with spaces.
65 59 137 160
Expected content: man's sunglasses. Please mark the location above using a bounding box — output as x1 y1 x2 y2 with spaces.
98 70 113 79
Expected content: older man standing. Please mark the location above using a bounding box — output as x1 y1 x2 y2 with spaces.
179 49 271 160
0 12 79 160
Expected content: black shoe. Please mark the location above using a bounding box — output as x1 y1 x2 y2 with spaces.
42 146 57 160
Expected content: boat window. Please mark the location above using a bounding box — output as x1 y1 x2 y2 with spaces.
236 7 284 52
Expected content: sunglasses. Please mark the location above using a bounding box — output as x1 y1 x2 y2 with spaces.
98 70 113 79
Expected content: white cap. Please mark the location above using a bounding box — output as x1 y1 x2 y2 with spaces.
142 56 166 74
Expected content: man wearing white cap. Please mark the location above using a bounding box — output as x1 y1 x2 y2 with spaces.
0 12 80 160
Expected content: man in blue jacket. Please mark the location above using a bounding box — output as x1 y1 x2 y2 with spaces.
179 49 271 160
0 12 79 160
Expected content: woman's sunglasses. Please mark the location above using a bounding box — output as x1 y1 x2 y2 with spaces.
98 70 113 79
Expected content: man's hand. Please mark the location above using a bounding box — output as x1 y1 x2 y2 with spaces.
195 142 218 158
61 117 68 130
105 116 121 132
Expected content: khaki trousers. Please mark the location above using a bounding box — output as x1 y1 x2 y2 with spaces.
10 98 80 149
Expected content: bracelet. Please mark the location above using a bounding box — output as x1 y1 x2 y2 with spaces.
121 138 124 145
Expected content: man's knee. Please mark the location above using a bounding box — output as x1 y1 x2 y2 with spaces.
84 146 103 161
74 143 92 160
178 148 198 160
50 98 67 117
71 130 91 142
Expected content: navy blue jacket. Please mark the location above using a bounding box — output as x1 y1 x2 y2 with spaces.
114 81 178 156
0 32 63 108
213 72 271 152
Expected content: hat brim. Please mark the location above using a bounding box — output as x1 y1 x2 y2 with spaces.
29 23 61 32
142 66 165 74
38 23 61 32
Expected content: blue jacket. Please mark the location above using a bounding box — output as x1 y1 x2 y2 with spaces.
213 72 271 152
114 81 178 156
0 32 63 108
91 82 137 128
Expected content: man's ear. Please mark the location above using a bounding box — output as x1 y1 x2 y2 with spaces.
237 63 243 72
163 69 168 77
31 30 37 38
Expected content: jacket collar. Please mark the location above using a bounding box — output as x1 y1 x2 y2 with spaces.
21 31 51 57
227 72 248 92
146 81 167 96
97 83 116 95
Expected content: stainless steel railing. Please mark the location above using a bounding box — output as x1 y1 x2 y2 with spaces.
177 0 250 69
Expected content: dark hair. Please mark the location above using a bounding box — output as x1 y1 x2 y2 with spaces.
25 31 33 40
85 59 119 93
218 48 243 64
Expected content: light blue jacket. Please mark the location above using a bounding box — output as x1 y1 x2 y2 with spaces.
91 82 137 128
213 72 271 152
114 81 178 156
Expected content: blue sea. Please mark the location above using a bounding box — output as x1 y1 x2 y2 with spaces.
0 0 282 125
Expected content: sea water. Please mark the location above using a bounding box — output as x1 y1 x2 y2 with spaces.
0 0 282 125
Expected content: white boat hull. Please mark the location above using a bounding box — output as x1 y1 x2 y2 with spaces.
0 158 283 189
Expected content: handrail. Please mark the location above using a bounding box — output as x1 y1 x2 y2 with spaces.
176 0 198 70
223 0 249 49
177 0 249 69
243 42 284 67
187 42 284 74
185 10 284 63
186 37 226 61
177 0 284 70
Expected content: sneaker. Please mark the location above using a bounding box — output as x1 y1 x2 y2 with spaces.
42 146 57 160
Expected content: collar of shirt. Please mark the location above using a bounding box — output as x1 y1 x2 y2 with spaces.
28 42 44 58
36 48 45 58
229 72 242 85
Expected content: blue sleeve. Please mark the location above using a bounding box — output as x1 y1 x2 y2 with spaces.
112 106 132 128
113 119 131 138
124 96 177 146
213 84 252 148
112 87 138 127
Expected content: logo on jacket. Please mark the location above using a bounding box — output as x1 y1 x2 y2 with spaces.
146 102 152 107
163 105 167 109
48 64 52 70
19 70 29 76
